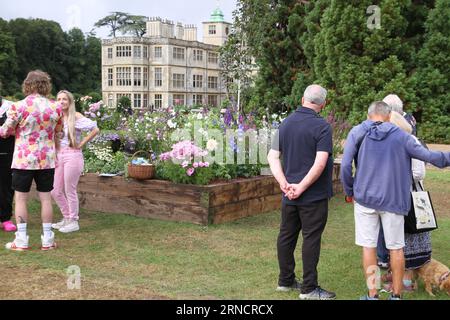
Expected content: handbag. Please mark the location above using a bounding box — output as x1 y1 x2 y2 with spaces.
404 179 438 234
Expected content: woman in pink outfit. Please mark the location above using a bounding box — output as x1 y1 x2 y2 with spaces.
51 90 99 233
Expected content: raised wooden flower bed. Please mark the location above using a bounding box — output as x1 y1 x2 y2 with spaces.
32 163 342 225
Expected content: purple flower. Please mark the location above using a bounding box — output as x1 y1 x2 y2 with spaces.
187 168 195 176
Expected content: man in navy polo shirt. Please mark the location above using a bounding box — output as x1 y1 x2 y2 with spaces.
268 85 336 300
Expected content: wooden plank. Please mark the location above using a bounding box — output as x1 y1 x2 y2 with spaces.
210 194 282 224
78 192 208 225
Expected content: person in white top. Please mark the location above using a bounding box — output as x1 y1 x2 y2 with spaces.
51 90 99 233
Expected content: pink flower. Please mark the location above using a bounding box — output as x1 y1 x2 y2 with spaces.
182 161 189 168
204 162 210 168
187 168 195 176
193 162 199 168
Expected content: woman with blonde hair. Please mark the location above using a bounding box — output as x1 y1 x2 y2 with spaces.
51 90 99 233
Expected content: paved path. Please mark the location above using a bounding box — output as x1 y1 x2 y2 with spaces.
428 144 450 152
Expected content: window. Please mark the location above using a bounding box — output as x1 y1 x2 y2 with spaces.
116 67 131 86
154 47 162 58
143 94 148 108
226 27 230 35
172 74 185 89
108 48 113 59
108 68 113 87
208 95 218 107
134 67 142 86
193 49 203 61
173 47 185 60
208 76 218 89
155 68 162 87
116 46 132 57
143 46 148 58
209 25 216 35
143 67 148 88
134 94 142 109
117 94 132 102
173 94 185 106
193 75 203 88
193 94 203 106
134 46 141 58
155 94 163 109
208 52 218 64
108 94 114 107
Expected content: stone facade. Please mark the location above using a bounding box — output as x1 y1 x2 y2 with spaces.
102 9 231 110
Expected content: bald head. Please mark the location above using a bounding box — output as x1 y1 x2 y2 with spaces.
383 94 403 113
304 85 328 106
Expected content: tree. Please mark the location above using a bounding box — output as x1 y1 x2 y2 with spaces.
235 0 310 113
307 0 418 124
219 2 256 113
0 18 18 94
95 12 130 38
120 15 148 38
8 18 70 93
414 0 450 143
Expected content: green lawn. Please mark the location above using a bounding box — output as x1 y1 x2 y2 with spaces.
0 169 448 300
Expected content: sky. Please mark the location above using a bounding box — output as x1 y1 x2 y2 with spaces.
0 0 237 39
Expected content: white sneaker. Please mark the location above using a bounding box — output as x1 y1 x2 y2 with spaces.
59 220 80 234
52 219 70 230
41 232 57 251
5 233 30 251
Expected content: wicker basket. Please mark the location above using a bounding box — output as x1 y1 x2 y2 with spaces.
127 151 155 180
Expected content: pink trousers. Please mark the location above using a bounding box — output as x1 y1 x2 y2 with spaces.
51 148 84 221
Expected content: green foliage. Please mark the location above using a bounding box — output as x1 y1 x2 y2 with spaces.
0 18 18 95
157 162 215 186
236 0 447 142
94 12 129 38
88 92 102 103
413 0 450 143
117 96 132 116
0 19 101 97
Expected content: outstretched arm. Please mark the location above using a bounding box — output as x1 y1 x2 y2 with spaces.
406 135 450 169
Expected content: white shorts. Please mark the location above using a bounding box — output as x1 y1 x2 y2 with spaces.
354 202 405 250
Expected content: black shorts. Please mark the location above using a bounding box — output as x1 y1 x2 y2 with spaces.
12 169 55 193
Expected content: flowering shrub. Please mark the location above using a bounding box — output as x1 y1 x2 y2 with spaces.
158 141 214 185
84 144 127 174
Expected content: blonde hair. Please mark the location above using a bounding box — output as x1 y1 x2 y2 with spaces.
390 111 412 134
57 90 77 148
22 70 52 96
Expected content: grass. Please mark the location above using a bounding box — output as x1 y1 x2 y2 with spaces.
0 169 448 300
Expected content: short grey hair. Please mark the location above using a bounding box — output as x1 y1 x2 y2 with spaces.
383 94 403 113
368 101 391 117
304 85 327 106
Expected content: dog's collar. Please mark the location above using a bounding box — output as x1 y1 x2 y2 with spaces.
440 271 450 284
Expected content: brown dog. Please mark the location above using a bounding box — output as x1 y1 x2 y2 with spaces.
414 259 450 296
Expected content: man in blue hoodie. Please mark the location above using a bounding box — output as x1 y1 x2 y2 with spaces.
341 101 450 300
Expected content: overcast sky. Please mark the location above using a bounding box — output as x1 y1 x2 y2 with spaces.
1 0 237 38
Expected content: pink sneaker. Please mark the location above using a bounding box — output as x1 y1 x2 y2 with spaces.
2 221 17 233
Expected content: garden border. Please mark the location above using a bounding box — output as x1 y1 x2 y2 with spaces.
32 163 342 225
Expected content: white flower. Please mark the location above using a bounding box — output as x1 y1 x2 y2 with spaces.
167 119 177 129
207 139 218 152
197 113 204 120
